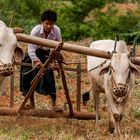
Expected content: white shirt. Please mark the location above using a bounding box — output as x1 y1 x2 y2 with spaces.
28 24 62 62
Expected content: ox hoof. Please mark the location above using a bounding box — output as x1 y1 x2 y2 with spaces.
102 105 107 112
108 122 115 133
108 127 115 134
113 113 120 122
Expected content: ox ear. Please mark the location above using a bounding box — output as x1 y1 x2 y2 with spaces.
129 62 140 75
99 62 111 75
14 43 25 62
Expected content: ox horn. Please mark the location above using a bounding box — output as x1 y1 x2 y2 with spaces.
12 27 24 33
128 36 138 58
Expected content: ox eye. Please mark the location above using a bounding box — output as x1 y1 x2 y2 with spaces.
109 68 112 75
110 66 115 71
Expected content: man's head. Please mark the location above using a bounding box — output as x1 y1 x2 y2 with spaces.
41 9 57 33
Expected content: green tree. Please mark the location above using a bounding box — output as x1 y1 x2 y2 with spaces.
90 3 140 44
0 0 140 42
0 0 43 33
58 0 107 40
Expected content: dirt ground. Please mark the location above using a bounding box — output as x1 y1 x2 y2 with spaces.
0 40 140 140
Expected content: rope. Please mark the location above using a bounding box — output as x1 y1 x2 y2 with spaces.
88 59 107 72
21 67 36 75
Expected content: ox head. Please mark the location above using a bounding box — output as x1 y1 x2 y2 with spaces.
0 21 24 76
99 53 139 97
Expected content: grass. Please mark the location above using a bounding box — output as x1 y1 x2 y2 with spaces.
0 108 139 140
1 43 140 139
0 80 139 140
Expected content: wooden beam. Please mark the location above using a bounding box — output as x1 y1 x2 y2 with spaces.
0 107 96 120
15 33 140 65
15 33 112 59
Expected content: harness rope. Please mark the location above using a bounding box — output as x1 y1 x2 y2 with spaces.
88 59 107 72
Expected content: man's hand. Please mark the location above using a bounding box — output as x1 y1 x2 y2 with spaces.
33 61 43 68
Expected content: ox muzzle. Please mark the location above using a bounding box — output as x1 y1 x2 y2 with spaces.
112 83 128 97
0 63 14 76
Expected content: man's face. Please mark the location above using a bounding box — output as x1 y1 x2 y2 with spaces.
42 20 54 33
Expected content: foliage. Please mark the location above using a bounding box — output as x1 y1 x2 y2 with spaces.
0 0 43 33
90 4 140 44
57 0 107 40
116 12 140 44
0 0 140 43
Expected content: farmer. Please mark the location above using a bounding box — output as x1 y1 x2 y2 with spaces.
20 9 62 110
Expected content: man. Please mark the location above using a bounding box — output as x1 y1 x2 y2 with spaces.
20 9 62 109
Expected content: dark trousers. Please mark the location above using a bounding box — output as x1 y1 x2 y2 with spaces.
20 48 56 99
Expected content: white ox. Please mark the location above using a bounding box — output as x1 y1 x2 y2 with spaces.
0 20 23 93
87 40 139 135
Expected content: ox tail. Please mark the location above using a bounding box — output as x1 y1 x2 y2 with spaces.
82 91 90 105
82 85 91 105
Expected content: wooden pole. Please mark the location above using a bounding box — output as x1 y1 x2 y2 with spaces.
0 107 96 120
76 63 81 111
15 33 140 65
15 33 112 59
58 61 74 117
10 73 14 108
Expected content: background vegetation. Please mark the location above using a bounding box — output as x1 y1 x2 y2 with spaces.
0 0 140 44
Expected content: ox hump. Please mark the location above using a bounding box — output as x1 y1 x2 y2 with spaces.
0 20 6 27
89 39 128 53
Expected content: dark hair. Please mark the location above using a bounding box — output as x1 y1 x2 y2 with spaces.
41 9 57 22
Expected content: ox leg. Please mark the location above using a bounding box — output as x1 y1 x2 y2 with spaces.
108 107 121 135
118 95 129 120
108 106 121 135
106 102 121 135
115 95 130 135
109 111 115 133
105 90 120 134
113 113 121 135
88 73 100 127
106 101 115 133
93 89 100 127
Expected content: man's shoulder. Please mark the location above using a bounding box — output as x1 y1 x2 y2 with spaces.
31 24 42 34
32 25 42 31
53 25 61 32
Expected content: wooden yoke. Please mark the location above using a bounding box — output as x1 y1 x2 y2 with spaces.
18 43 74 117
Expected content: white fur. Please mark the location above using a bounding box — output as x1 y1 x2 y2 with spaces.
87 40 138 135
0 20 17 95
